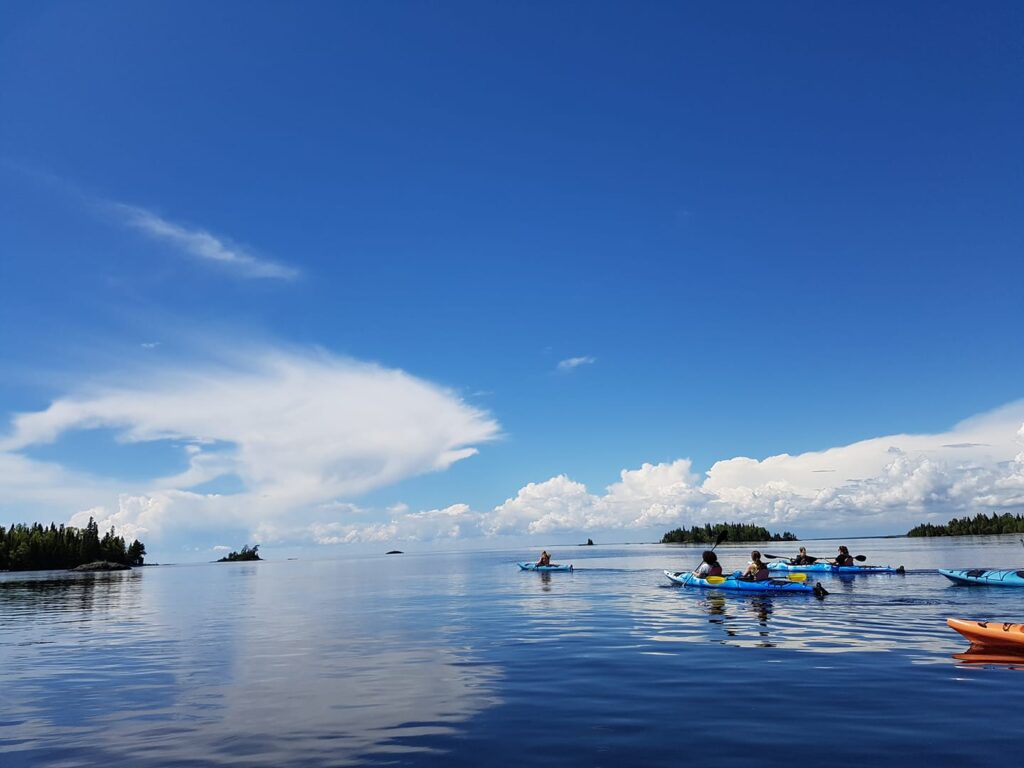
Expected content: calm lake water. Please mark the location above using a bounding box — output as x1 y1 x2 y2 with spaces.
2 535 1024 767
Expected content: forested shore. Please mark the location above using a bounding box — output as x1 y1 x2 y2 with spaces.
907 512 1024 537
661 522 797 544
0 518 145 571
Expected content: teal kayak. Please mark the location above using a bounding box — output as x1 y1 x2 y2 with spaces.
939 568 1024 587
768 562 904 575
663 570 826 596
518 562 573 572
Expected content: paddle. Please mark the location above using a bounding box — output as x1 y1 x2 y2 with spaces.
763 553 867 564
674 530 728 584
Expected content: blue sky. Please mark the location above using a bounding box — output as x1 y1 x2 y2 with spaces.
2 2 1023 559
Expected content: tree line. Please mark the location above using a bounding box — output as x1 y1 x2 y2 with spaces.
0 518 146 571
907 512 1024 537
216 544 261 562
661 522 797 544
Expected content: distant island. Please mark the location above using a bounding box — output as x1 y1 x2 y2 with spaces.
661 523 797 544
216 544 262 562
908 512 1024 537
0 518 146 572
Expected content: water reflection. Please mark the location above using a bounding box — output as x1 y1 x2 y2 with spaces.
953 648 1024 670
0 571 140 616
3 536 1024 767
0 561 503 768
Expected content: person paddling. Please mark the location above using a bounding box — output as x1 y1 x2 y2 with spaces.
831 545 854 567
791 546 815 565
740 550 770 581
536 550 551 566
692 550 723 579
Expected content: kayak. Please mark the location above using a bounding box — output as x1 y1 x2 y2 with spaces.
517 562 573 572
663 570 826 596
768 562 904 575
938 568 1024 587
947 618 1024 650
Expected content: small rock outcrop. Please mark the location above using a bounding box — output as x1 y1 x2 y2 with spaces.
71 561 132 572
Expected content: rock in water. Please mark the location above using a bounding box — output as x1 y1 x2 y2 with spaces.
71 561 132 572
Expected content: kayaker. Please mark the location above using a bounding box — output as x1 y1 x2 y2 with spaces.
740 551 770 581
831 545 854 567
536 551 551 566
791 546 815 565
692 550 723 579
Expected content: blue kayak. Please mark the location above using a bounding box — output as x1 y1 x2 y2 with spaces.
518 562 573 572
768 562 904 575
663 570 826 596
939 568 1024 587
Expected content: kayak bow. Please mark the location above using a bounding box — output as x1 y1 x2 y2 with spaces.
947 618 1024 650
939 568 1024 587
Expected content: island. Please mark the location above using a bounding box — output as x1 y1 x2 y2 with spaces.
907 512 1024 537
661 522 797 544
0 518 146 572
216 544 262 562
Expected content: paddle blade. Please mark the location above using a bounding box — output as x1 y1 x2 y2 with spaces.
854 555 867 561
714 530 728 547
763 554 783 560
705 575 727 585
787 573 808 582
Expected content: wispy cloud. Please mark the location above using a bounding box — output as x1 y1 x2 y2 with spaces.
0 345 499 544
5 164 296 280
110 203 300 280
557 355 596 372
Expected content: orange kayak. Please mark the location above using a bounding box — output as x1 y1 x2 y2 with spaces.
947 618 1024 649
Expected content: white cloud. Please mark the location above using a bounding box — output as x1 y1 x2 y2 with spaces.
110 202 299 280
321 401 1024 543
306 504 481 545
557 356 595 372
1 346 499 543
4 346 1022 551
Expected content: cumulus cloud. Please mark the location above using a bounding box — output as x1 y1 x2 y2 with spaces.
0 346 499 543
325 401 1024 543
556 356 595 372
110 202 300 280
